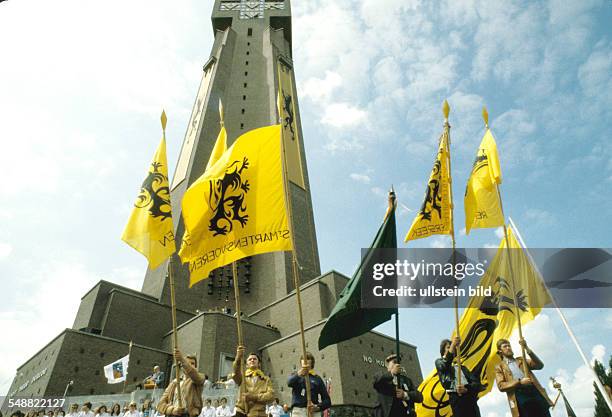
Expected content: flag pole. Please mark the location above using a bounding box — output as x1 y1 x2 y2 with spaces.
277 92 313 417
123 340 133 394
232 262 244 346
387 189 401 361
483 107 529 376
509 217 612 413
168 257 183 407
161 112 184 408
443 100 463 386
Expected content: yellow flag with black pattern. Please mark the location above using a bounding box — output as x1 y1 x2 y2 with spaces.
405 122 452 241
416 226 551 417
122 117 176 269
464 128 504 234
278 59 306 189
179 124 292 287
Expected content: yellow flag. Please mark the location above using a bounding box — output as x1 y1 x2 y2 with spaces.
416 226 551 417
464 129 504 234
179 124 292 286
405 124 452 241
122 131 176 269
179 118 227 255
278 60 306 189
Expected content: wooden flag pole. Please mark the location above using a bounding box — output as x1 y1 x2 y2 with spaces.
168 257 183 407
123 340 133 394
483 107 529 376
277 91 313 417
161 112 183 408
443 100 463 387
232 262 244 346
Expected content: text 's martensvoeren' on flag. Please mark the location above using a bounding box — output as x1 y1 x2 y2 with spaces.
179 124 292 287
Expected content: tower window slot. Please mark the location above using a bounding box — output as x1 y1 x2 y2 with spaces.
247 28 253 36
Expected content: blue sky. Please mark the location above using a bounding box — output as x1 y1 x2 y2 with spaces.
0 0 610 416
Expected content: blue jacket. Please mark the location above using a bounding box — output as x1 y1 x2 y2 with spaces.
287 373 331 410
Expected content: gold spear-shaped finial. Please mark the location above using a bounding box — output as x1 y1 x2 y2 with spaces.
161 110 167 132
443 100 450 121
482 106 489 128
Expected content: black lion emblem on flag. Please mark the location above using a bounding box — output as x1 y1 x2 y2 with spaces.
135 161 171 220
208 157 250 236
418 156 443 221
281 89 296 139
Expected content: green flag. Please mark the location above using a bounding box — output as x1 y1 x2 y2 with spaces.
318 204 398 350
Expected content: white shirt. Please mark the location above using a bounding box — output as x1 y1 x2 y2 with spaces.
505 357 525 379
215 405 232 417
79 411 95 417
172 377 189 408
67 412 80 417
96 413 111 417
199 406 215 417
267 405 283 417
123 410 140 417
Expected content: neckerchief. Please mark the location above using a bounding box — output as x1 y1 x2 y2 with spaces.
245 369 266 378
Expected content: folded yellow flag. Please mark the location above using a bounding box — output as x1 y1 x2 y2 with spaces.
464 129 504 234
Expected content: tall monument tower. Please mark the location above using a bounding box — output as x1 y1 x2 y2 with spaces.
142 0 321 313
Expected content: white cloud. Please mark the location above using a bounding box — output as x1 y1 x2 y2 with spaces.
349 173 371 184
549 344 606 416
524 208 555 226
429 236 452 248
301 71 343 103
321 102 368 127
578 43 612 98
591 344 606 364
0 243 13 260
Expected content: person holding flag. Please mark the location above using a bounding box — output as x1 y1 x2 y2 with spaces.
373 354 422 417
435 337 484 417
231 346 274 417
495 339 553 417
287 352 331 417
157 349 205 417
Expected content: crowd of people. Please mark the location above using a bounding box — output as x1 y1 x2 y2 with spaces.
6 335 562 417
6 400 157 417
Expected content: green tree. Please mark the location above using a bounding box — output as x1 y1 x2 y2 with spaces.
593 354 612 417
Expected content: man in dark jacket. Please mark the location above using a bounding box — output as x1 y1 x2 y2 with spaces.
435 337 484 417
373 354 422 417
287 352 331 417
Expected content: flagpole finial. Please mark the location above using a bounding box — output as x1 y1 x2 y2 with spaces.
482 106 489 128
161 110 167 132
218 99 224 125
388 186 396 210
443 100 450 121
